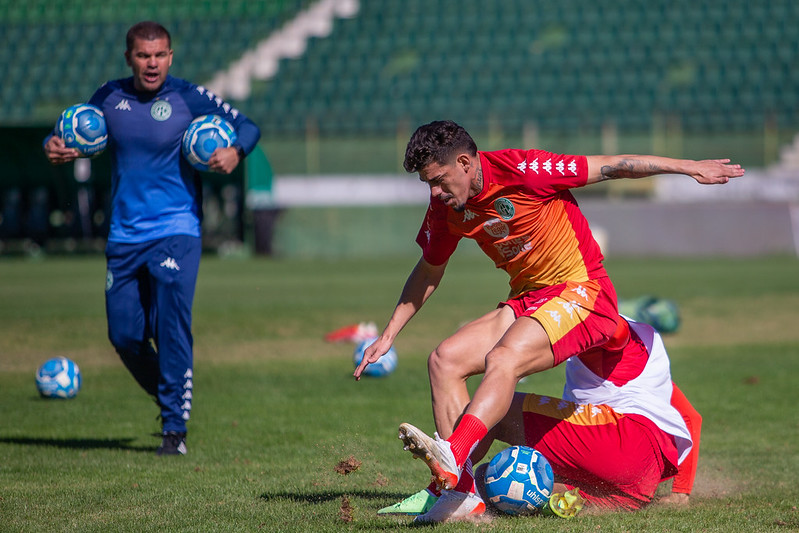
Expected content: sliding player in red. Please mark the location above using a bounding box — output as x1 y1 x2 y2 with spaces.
383 317 702 522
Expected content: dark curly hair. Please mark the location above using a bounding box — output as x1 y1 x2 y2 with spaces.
126 21 171 52
403 120 478 173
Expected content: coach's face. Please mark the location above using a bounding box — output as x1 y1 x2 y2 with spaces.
418 153 481 212
125 37 173 92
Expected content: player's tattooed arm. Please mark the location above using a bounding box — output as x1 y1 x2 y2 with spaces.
587 155 744 185
598 158 663 181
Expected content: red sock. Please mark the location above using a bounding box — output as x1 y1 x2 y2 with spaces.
447 414 487 468
453 458 476 493
426 480 441 498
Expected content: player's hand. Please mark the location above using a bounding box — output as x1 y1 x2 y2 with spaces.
44 136 80 165
689 159 745 185
353 336 393 381
207 146 241 174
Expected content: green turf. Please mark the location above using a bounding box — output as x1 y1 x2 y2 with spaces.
1 253 798 532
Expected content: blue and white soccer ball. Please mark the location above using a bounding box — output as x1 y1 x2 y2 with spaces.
483 445 554 515
353 336 397 377
56 103 107 157
181 114 237 171
35 357 81 399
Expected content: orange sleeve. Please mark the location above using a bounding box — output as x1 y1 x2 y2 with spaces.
670 382 702 494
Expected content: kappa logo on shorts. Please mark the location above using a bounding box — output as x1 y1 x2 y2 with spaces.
160 257 180 271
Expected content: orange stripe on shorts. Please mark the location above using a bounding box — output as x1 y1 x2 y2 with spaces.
522 393 624 427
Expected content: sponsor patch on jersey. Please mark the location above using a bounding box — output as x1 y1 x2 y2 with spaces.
494 198 515 220
150 99 172 121
483 218 510 239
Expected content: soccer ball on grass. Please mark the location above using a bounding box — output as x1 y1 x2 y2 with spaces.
35 357 81 399
56 103 108 157
352 336 397 377
483 445 554 515
181 115 237 171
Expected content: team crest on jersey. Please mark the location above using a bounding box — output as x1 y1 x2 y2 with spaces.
150 99 172 121
494 198 515 220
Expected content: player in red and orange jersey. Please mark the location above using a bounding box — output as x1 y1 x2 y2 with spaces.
354 120 737 520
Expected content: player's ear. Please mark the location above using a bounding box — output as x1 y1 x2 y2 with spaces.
456 153 472 172
124 50 132 67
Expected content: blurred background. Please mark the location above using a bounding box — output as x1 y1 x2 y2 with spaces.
1 0 798 258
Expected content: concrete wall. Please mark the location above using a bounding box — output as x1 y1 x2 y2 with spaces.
580 200 798 257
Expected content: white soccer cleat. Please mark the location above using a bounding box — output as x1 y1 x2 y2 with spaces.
398 422 460 490
413 490 487 524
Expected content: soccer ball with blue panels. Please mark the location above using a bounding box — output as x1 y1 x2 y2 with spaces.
35 357 81 399
181 114 237 171
56 103 108 157
353 336 397 377
483 445 554 515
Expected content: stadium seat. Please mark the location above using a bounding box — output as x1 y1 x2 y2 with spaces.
3 0 798 142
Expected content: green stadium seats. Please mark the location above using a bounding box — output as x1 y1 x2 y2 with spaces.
2 0 798 139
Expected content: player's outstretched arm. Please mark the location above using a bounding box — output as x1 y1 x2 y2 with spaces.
43 135 80 165
585 155 745 186
353 257 447 380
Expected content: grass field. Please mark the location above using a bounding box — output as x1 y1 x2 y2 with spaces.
1 253 798 532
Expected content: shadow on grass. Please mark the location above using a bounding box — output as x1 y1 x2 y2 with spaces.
259 491 452 529
260 489 409 504
0 436 153 452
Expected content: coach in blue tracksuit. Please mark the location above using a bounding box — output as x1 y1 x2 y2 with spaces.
44 21 261 455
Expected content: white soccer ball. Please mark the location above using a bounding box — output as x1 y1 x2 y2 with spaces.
353 336 397 377
56 103 108 157
483 445 554 515
35 357 81 399
181 114 237 171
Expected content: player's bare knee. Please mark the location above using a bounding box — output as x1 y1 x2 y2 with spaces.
428 346 463 381
484 345 551 378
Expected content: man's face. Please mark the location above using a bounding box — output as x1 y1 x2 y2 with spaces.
418 154 478 212
125 37 173 92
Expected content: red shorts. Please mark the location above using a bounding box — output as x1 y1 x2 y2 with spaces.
521 393 678 510
501 277 619 365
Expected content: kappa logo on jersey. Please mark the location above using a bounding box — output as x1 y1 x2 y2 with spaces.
160 257 181 271
115 99 132 111
462 209 477 222
150 99 172 121
195 85 240 118
517 157 578 176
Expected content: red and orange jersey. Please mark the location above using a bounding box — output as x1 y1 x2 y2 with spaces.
416 148 607 297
